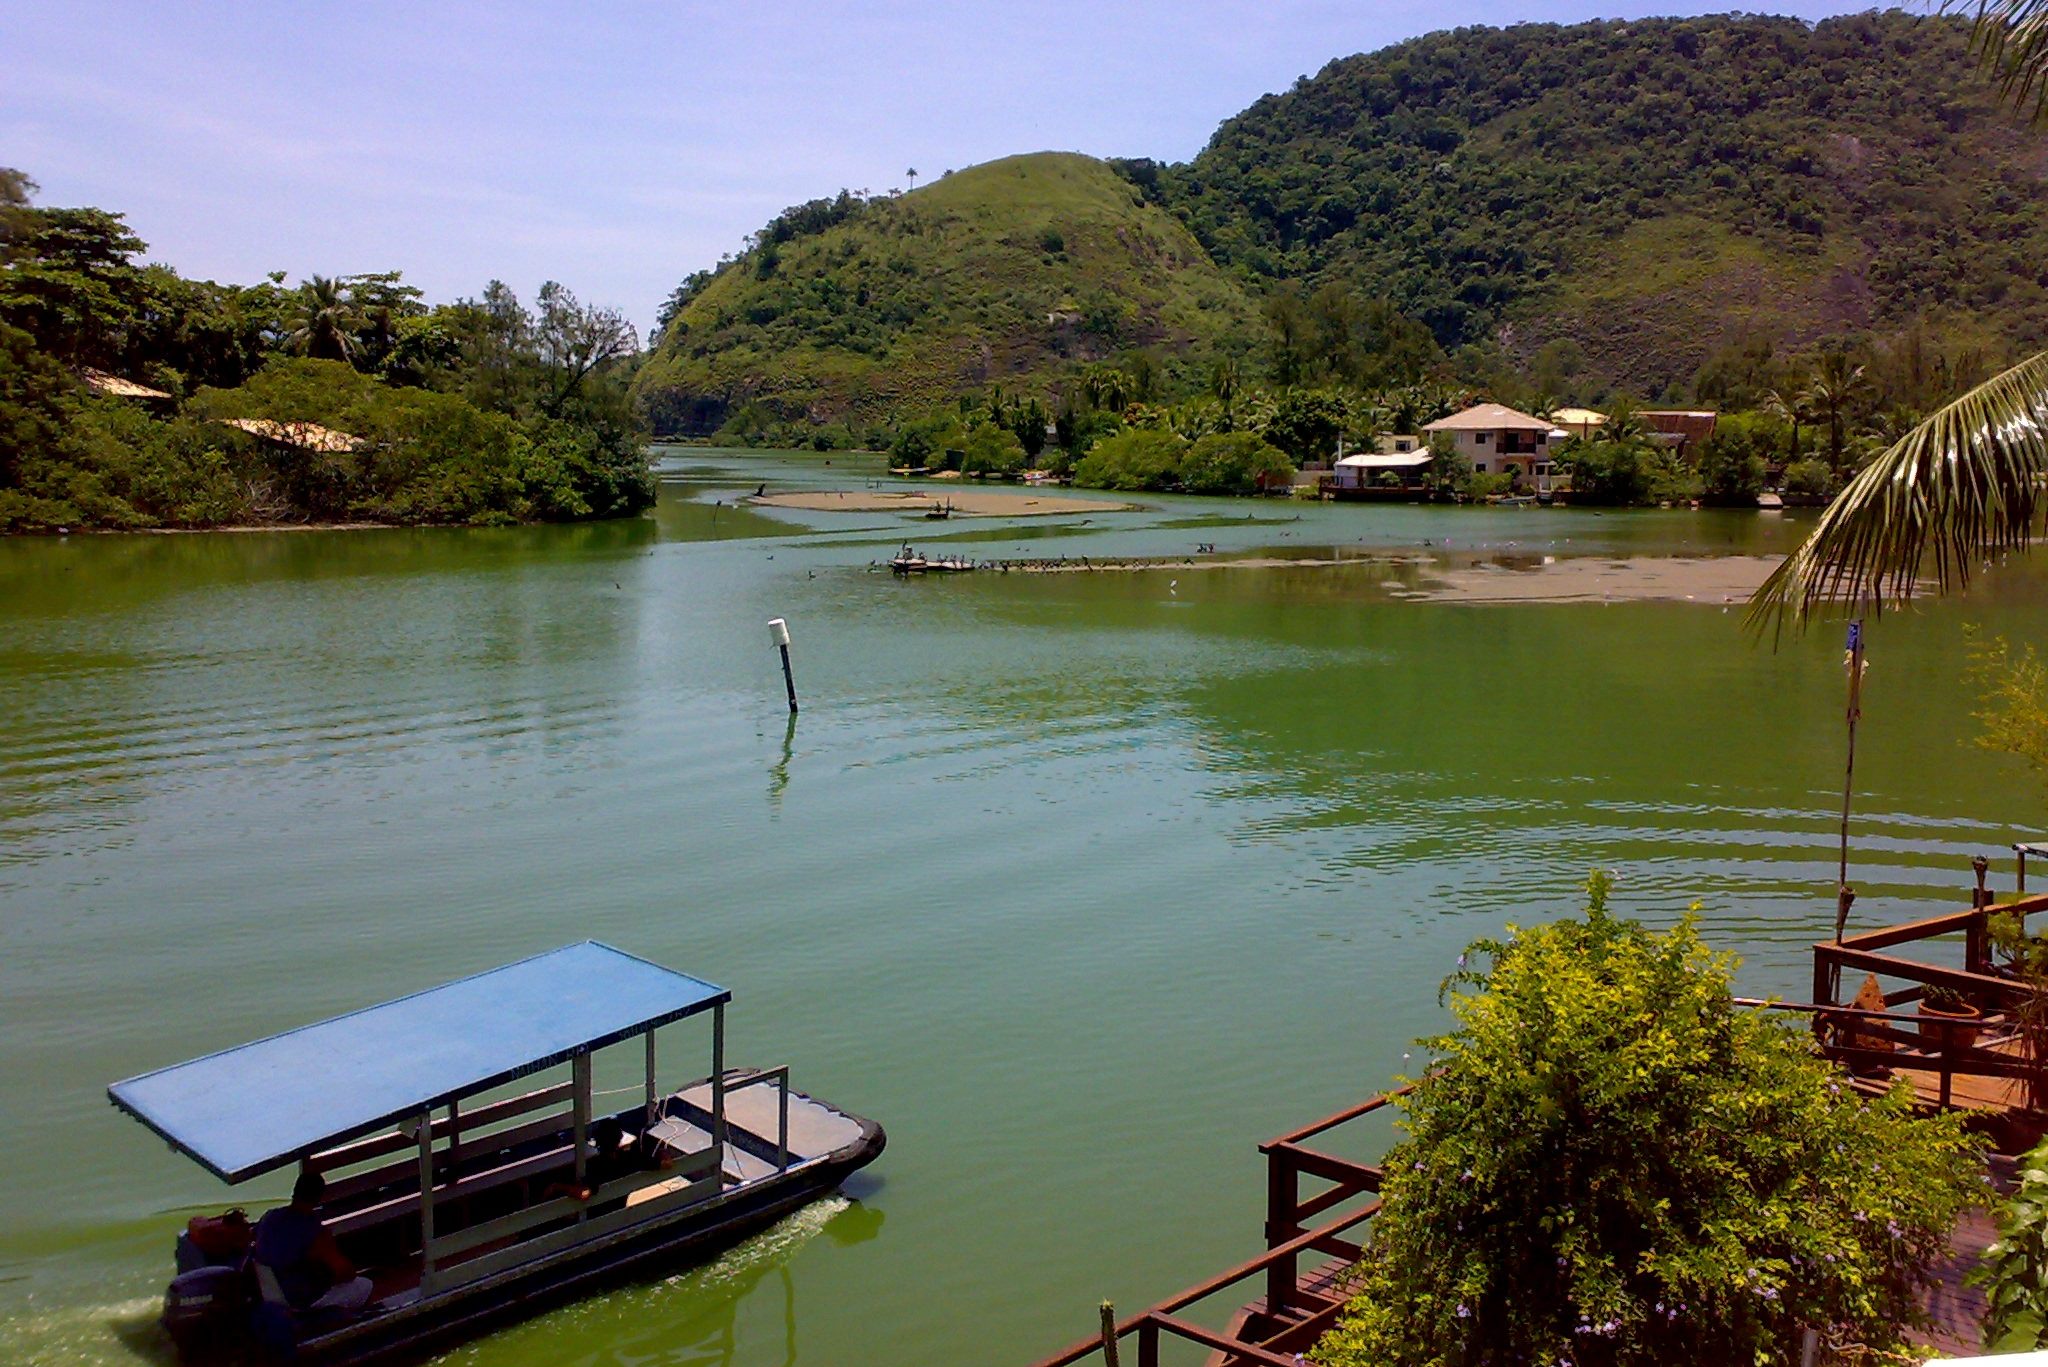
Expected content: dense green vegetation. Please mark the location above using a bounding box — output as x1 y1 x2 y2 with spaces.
0 171 653 533
1316 873 1981 1367
636 11 2045 507
1143 11 2048 393
636 154 1262 436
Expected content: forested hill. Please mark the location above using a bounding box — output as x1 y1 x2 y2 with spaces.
639 12 2048 430
1142 10 2048 392
636 154 1261 435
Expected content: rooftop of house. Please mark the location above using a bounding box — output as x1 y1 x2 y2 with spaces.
1638 410 1719 445
215 418 367 453
1423 403 1556 434
80 369 172 401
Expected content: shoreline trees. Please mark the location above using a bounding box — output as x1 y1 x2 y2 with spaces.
0 176 654 533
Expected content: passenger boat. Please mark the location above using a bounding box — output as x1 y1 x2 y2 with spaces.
109 942 885 1364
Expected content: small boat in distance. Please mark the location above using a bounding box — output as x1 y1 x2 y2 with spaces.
110 942 884 1365
923 499 952 520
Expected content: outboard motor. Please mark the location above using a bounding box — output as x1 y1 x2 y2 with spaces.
162 1263 252 1358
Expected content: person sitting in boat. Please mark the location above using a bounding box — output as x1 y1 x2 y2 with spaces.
545 1116 654 1202
252 1170 372 1315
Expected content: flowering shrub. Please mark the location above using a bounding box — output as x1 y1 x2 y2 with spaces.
1314 873 1982 1367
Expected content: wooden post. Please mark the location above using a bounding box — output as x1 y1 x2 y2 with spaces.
1136 1318 1159 1367
417 1108 437 1284
1099 1301 1120 1367
1265 1152 1300 1323
1835 620 1865 943
711 1004 727 1185
446 1098 460 1177
572 1052 591 1220
645 1029 659 1131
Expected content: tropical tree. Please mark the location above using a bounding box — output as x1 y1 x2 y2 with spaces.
1761 385 1806 464
532 281 636 416
285 275 359 363
1801 349 1873 476
1751 1 2048 630
1314 874 1982 1367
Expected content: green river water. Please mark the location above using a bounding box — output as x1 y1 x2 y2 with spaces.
2 448 2044 1366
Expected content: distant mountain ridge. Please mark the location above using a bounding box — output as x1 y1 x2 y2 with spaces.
637 11 2048 430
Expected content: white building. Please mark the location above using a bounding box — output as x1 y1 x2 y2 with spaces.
1421 403 1569 489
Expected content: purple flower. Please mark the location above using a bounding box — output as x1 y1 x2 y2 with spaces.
1456 1304 1470 1319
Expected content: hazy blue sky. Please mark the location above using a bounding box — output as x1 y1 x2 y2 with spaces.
5 1 1889 331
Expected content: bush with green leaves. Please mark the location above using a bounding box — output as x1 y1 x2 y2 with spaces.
1179 431 1293 495
1259 387 1350 465
1971 1135 2048 1350
1696 412 1780 505
1783 458 1837 498
1071 428 1187 491
960 420 1027 478
1315 873 1982 1367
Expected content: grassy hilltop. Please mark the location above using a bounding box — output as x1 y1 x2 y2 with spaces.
636 153 1260 433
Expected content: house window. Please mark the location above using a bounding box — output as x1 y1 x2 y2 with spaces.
1473 461 1487 474
1474 432 1491 446
1395 438 1413 452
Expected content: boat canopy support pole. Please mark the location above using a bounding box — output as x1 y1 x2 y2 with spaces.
645 1030 658 1130
573 1052 591 1222
712 1004 727 1183
418 1107 436 1284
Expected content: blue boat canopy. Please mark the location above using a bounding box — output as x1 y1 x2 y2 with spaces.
108 942 729 1183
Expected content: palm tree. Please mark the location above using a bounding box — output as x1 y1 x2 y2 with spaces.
1800 351 1872 476
285 275 358 362
906 168 918 192
1748 351 2048 630
1749 3 2048 633
1959 0 2048 125
1598 402 1649 446
1762 386 1807 464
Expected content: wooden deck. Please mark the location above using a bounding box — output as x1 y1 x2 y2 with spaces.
1914 1204 1998 1359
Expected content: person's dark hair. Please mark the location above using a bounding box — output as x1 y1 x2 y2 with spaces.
292 1169 326 1207
592 1116 623 1151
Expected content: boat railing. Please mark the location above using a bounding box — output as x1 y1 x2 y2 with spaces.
315 1081 579 1214
1028 1085 1407 1367
724 1065 792 1173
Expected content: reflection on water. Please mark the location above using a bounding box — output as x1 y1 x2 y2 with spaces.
1 450 2043 1366
768 714 797 817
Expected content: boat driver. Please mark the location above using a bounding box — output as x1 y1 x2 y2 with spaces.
253 1170 373 1314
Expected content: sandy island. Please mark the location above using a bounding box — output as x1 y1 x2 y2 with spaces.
959 550 1782 604
750 489 1134 517
1393 553 1782 604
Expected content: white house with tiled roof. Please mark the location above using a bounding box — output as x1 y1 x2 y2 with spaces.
1422 403 1568 484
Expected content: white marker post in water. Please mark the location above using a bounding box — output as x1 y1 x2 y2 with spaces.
768 618 798 714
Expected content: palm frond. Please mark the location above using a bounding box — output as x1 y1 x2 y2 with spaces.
1952 0 2048 127
1746 349 2048 637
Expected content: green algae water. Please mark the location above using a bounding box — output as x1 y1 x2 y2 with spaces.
4 449 2045 1366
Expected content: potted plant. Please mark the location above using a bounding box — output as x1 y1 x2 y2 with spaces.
1919 981 1983 1053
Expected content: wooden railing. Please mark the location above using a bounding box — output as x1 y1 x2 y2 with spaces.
1029 1086 1407 1367
1804 892 2048 1116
